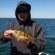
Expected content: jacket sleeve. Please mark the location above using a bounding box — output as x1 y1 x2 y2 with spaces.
35 27 45 52
27 25 45 54
0 22 14 41
0 31 4 40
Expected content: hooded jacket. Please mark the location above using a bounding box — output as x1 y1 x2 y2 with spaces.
0 1 45 55
15 1 33 26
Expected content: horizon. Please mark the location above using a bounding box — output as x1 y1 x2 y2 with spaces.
0 0 55 18
0 17 55 19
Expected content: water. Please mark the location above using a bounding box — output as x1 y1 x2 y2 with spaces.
0 18 55 55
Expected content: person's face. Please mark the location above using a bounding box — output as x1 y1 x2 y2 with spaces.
18 9 28 21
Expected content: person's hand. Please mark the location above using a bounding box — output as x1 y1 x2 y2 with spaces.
4 29 13 38
18 35 30 44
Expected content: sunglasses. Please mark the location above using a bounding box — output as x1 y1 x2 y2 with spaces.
18 9 28 13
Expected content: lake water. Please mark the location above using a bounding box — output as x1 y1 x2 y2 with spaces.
0 18 55 55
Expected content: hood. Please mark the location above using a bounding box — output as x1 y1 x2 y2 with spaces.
15 1 34 26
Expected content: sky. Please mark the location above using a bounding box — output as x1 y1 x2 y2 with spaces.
0 0 55 18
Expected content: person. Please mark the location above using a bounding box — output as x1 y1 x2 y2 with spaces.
0 1 45 55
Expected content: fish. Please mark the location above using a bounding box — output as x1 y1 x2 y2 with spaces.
11 30 36 46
